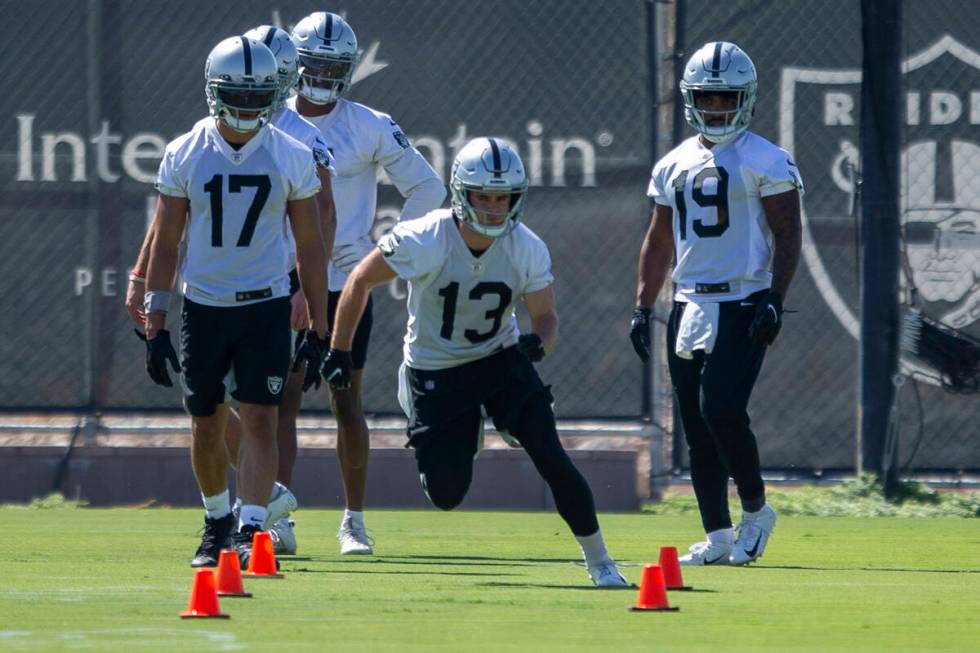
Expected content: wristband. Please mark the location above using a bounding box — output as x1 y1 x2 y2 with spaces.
144 290 171 314
129 273 146 283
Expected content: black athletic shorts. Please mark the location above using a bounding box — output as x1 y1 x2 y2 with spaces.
327 290 373 370
402 346 554 454
180 297 291 417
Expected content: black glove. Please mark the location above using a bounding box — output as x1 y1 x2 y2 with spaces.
629 306 652 362
517 333 545 363
142 329 180 387
321 348 353 390
748 290 783 346
292 330 329 391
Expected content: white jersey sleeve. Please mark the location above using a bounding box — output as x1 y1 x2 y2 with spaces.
646 158 671 206
155 130 201 198
755 150 805 198
519 229 555 294
376 219 443 281
374 114 446 221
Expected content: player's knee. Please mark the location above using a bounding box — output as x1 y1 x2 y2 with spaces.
184 389 223 419
420 473 467 511
699 394 745 432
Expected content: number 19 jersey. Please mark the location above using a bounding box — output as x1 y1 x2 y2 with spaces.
647 131 804 302
376 210 554 370
156 118 321 307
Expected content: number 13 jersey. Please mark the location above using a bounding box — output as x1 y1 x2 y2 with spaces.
156 118 321 307
647 131 804 302
376 209 554 370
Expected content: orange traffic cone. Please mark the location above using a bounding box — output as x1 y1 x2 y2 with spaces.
216 549 252 597
179 568 230 619
244 531 283 578
659 546 693 590
629 564 679 612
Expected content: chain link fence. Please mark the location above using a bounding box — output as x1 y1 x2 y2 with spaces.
0 0 652 416
673 0 980 471
1 0 977 473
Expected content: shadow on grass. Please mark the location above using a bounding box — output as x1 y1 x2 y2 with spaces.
287 567 521 577
280 555 572 568
475 581 637 591
757 564 980 574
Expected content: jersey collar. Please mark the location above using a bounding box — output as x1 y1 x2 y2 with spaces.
206 118 269 165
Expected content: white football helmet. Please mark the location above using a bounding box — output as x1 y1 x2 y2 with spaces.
680 41 757 144
291 12 359 105
450 138 528 238
243 25 300 109
204 36 278 133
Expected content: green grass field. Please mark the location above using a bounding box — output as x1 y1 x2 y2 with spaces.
2 507 978 652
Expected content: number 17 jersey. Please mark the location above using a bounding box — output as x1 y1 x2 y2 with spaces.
647 131 804 302
156 118 320 307
376 209 554 370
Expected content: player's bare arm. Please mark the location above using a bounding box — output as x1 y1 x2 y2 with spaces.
289 196 329 340
636 203 675 307
331 249 397 351
144 194 188 339
522 285 559 356
761 188 802 299
124 197 164 326
316 167 337 262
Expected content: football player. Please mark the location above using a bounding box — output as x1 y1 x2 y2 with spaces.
141 36 328 569
126 26 337 561
321 138 628 587
629 42 803 566
289 11 446 555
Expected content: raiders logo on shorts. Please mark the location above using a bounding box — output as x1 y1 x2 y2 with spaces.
267 376 283 394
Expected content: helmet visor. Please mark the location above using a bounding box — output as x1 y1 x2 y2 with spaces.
299 54 353 81
216 86 276 110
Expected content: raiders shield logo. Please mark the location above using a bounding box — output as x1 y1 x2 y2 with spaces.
267 376 283 395
392 130 411 149
780 34 980 383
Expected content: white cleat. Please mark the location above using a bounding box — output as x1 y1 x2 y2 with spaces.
338 518 374 555
588 560 629 587
729 504 776 566
270 518 297 555
679 539 733 566
264 483 298 529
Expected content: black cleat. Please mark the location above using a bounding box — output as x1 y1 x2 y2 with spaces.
190 513 235 568
232 524 280 571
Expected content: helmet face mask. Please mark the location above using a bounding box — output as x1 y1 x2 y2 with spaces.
291 12 359 105
680 41 757 144
205 36 278 133
450 138 528 239
243 25 300 110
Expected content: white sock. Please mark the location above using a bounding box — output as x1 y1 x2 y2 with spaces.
344 509 365 528
742 505 768 519
202 490 231 520
707 527 735 545
233 497 242 514
238 504 267 531
576 530 611 567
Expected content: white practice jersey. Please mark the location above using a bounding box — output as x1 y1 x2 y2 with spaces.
269 107 336 271
647 131 804 302
377 209 554 370
156 118 320 307
286 96 444 291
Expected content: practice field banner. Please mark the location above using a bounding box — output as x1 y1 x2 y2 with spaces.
0 1 652 417
679 0 980 469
